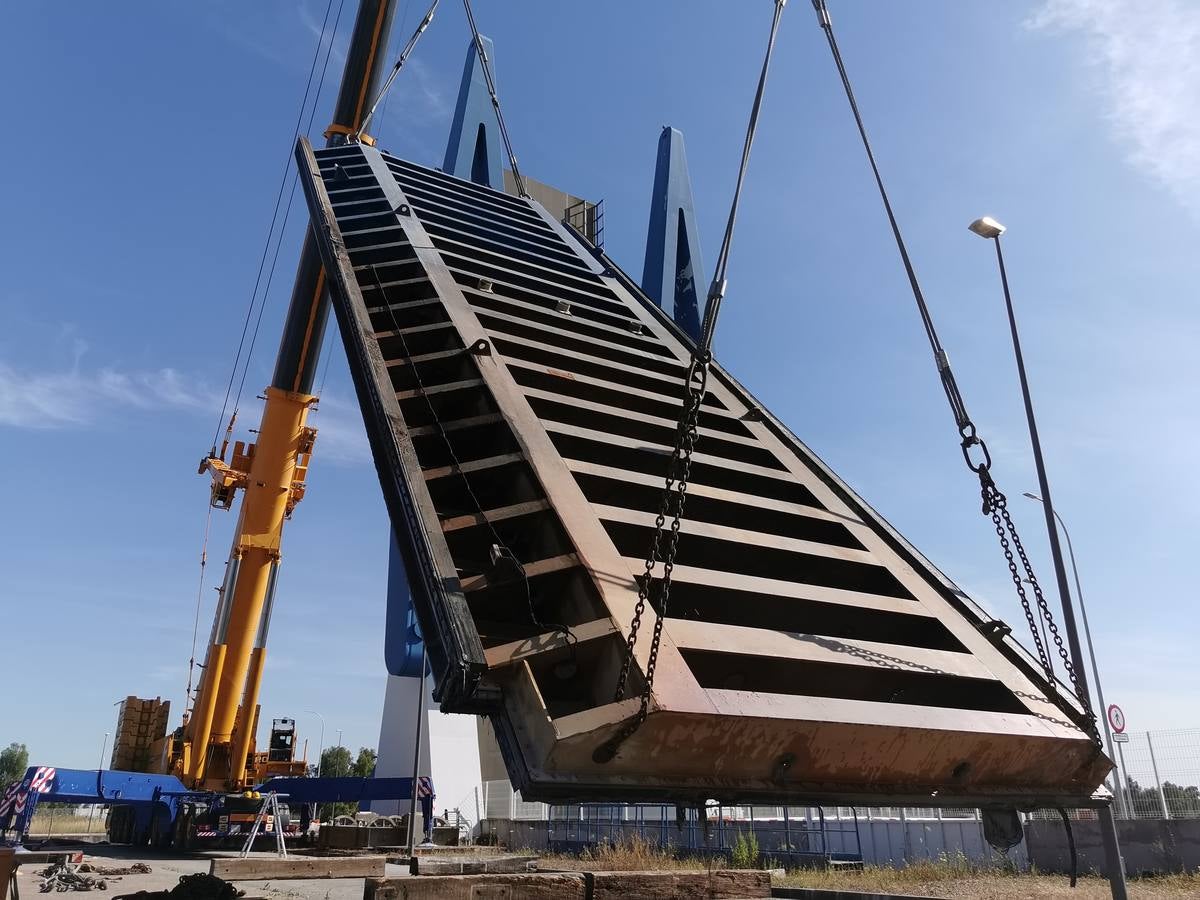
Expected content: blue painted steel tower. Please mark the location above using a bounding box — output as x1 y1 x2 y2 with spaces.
642 127 707 342
442 36 504 189
383 532 425 678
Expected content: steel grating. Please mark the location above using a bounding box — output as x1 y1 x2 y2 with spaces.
295 139 1112 807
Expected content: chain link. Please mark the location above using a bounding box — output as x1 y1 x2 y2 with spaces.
595 354 709 763
812 0 1102 753
973 457 1102 746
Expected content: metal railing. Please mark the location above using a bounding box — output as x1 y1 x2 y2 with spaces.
563 198 605 248
542 803 863 865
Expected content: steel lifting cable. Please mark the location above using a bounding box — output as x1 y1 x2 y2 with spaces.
191 2 345 712
209 0 341 455
595 0 788 764
809 0 1098 738
462 0 529 197
232 0 348 419
183 505 215 715
354 0 442 142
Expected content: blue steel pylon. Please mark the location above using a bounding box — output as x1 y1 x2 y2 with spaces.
642 127 706 342
442 35 503 189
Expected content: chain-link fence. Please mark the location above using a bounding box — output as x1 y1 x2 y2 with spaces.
1108 728 1200 819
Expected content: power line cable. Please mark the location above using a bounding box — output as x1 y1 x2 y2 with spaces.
231 0 348 414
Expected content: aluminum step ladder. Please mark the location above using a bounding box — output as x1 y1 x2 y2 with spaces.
239 792 287 858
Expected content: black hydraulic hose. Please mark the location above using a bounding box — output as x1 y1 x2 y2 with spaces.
1058 807 1079 888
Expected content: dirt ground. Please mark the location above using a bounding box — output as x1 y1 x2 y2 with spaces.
778 869 1200 898
13 842 1199 899
11 842 408 900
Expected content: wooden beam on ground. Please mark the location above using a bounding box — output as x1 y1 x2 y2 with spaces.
363 869 770 900
209 855 386 881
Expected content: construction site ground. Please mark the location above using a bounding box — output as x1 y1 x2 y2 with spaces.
536 847 1200 899
14 841 1198 900
12 843 401 900
774 869 1200 899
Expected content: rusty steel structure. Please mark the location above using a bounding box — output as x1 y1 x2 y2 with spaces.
294 138 1111 807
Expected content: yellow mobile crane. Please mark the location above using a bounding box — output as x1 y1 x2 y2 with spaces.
140 0 401 793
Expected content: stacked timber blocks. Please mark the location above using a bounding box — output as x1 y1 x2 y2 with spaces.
111 696 169 772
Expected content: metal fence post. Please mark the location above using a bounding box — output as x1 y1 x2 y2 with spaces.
1116 741 1135 816
1146 732 1171 819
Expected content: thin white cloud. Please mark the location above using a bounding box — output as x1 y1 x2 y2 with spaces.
1028 0 1200 213
0 362 213 429
0 348 374 476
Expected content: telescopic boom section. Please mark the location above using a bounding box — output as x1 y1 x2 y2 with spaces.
182 0 399 791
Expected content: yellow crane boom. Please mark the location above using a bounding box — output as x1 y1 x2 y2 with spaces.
142 0 400 792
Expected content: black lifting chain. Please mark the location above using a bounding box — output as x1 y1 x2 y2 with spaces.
813 0 1100 746
593 0 787 765
965 434 1101 746
593 351 710 764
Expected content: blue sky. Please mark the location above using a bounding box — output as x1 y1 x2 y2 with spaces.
1 1 1196 801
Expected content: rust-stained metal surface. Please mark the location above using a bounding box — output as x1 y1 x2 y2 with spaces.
295 139 1111 807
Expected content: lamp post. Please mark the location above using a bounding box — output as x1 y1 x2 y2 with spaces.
1024 492 1128 817
970 216 1127 899
304 710 325 776
86 732 110 835
967 216 1089 698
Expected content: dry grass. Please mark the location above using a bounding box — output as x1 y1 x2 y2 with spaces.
780 859 1200 899
27 810 106 836
538 834 722 872
540 841 1200 897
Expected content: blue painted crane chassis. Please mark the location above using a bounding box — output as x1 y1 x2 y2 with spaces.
1 766 431 849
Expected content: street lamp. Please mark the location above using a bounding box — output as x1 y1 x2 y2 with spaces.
971 218 1129 896
304 710 325 776
967 216 1089 698
1024 492 1129 817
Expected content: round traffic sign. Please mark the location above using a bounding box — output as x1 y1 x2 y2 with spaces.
1107 704 1126 734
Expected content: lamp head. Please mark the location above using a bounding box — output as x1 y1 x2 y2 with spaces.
968 216 1006 239
1022 491 1041 501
